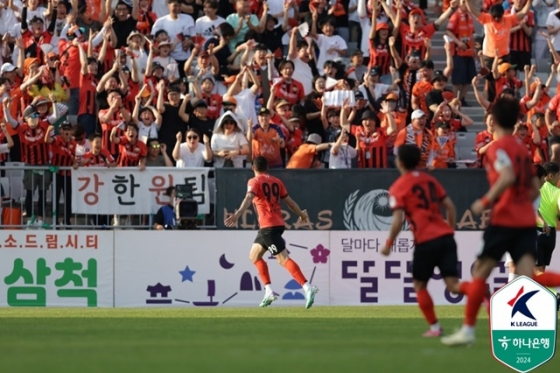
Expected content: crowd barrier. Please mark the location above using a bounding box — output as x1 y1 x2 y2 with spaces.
1 165 491 231
1 230 558 308
0 164 216 229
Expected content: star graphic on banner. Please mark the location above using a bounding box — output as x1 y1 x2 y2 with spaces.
179 266 196 282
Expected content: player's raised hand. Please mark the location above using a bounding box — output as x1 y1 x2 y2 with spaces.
224 211 239 227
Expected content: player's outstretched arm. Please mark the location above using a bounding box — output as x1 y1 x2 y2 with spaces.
282 196 308 223
224 193 255 227
381 209 405 256
441 196 457 229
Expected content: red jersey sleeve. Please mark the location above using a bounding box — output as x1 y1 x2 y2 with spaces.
103 149 116 163
247 178 260 196
278 179 288 199
548 95 560 112
433 177 447 200
139 142 148 157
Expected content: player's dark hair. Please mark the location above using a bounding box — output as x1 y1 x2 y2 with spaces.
490 97 519 130
542 162 560 176
397 144 421 170
489 4 504 18
253 156 269 172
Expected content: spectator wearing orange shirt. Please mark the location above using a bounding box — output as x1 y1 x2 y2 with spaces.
466 0 531 101
352 107 397 168
250 107 285 168
394 109 433 168
475 112 495 168
411 60 435 115
514 122 540 159
531 112 550 164
286 133 332 169
427 121 456 169
492 62 523 98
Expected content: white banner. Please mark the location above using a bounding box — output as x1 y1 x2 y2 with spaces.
0 231 113 307
114 231 330 307
71 167 210 215
329 231 560 306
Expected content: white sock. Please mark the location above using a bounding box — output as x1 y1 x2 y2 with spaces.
302 282 311 292
508 273 517 282
430 322 441 332
265 284 273 295
461 325 475 336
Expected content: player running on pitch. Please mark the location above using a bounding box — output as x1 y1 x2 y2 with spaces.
224 156 319 309
442 98 560 347
381 144 470 337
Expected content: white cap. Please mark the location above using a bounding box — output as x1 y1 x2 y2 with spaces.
411 109 426 120
1 63 16 75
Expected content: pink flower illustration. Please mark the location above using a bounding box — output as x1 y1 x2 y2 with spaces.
310 244 330 264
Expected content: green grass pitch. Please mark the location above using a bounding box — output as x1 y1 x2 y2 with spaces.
0 306 558 373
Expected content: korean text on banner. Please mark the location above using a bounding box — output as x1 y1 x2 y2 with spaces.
329 231 514 305
114 231 330 307
0 231 113 307
71 167 210 215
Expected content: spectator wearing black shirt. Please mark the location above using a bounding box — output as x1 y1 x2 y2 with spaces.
109 0 139 48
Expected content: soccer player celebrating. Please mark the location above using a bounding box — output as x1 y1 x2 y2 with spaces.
224 156 319 309
442 98 560 347
381 144 468 337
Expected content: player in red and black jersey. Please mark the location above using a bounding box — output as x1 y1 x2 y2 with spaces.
45 121 77 225
110 122 147 169
224 156 319 309
442 98 560 347
382 144 469 337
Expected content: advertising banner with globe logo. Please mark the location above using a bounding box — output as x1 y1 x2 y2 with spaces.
216 169 489 231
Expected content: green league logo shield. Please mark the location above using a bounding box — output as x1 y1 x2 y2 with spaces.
490 276 557 372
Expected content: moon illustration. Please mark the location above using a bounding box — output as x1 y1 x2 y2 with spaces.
219 254 235 269
353 189 410 231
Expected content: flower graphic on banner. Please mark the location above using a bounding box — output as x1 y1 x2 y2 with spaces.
310 244 330 264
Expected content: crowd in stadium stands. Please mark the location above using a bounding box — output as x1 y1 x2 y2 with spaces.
1 0 560 226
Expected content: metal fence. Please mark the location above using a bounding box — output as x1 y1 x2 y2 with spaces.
0 164 217 230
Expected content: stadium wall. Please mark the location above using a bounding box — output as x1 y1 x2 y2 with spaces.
2 231 559 308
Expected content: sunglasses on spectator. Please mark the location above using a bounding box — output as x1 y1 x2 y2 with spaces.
187 135 198 140
151 144 160 149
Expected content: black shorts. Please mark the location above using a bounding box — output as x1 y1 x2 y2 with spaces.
413 234 459 282
254 226 286 255
550 135 560 146
509 51 532 71
536 228 556 267
479 225 537 263
451 55 477 85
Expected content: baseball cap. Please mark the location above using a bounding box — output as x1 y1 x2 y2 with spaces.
385 92 398 101
498 63 516 75
411 109 426 120
361 110 376 120
351 50 363 57
199 50 209 58
157 40 172 48
275 99 290 108
23 105 38 118
306 133 322 145
258 107 270 116
431 70 447 83
409 8 423 16
193 99 208 108
376 22 390 31
223 96 237 106
369 67 381 76
0 63 16 75
60 121 73 130
408 49 422 59
152 61 164 71
354 91 365 100
34 96 50 106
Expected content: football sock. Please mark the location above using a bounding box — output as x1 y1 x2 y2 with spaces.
417 288 438 326
465 277 487 327
508 273 517 282
460 325 475 337
459 281 471 294
284 259 307 285
302 282 311 292
254 259 271 287
533 272 560 288
264 284 273 295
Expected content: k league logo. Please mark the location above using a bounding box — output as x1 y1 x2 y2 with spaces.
490 276 557 373
508 286 539 327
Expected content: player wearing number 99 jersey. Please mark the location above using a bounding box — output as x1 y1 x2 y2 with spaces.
381 144 471 338
224 156 319 309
